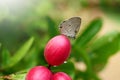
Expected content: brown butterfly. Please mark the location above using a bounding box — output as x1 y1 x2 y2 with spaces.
59 17 81 38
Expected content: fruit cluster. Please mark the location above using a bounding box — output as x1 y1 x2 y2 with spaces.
26 35 72 80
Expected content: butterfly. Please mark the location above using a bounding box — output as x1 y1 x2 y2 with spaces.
59 17 81 39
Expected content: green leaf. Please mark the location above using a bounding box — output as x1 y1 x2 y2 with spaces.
10 47 38 72
119 37 120 50
4 37 34 69
75 18 102 47
0 71 27 80
38 48 47 65
72 47 100 80
22 47 38 69
90 31 120 72
0 43 1 49
11 72 26 80
46 16 58 38
1 48 11 68
74 70 100 80
51 61 75 79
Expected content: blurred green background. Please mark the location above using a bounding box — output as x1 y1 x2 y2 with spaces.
0 0 120 80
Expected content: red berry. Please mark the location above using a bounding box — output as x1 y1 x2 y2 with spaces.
53 72 72 80
26 66 52 80
44 35 71 66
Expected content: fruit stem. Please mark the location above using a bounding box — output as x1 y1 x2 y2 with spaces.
48 65 51 70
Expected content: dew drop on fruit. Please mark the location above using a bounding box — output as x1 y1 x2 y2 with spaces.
53 65 57 67
64 61 67 63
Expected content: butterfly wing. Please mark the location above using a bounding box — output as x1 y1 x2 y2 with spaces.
59 17 81 38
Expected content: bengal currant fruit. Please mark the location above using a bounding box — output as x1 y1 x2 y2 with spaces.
44 35 71 66
53 72 72 80
26 66 52 80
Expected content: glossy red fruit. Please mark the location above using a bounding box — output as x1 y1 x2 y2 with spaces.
26 66 52 80
53 72 72 80
44 35 71 66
